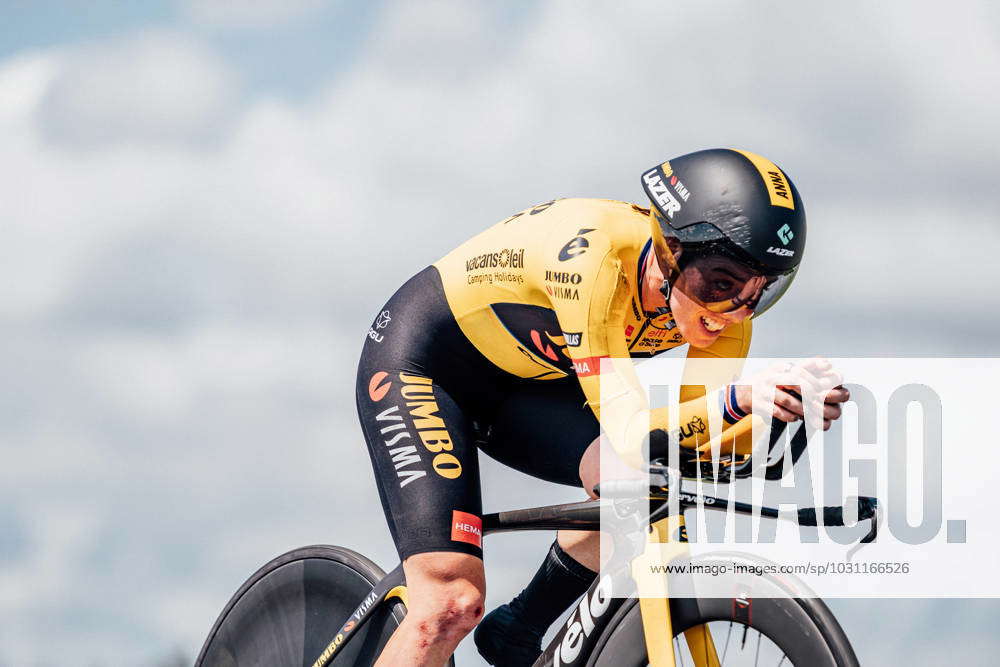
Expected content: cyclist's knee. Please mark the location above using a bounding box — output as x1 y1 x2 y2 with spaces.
408 582 484 641
420 581 485 639
403 552 486 641
579 436 643 497
579 438 597 498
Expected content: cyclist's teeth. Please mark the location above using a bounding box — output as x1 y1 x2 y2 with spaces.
701 315 724 332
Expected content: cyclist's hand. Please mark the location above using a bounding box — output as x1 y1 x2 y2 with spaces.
735 358 849 431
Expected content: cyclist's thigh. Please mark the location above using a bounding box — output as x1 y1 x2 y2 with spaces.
357 269 486 561
480 378 599 487
357 368 483 560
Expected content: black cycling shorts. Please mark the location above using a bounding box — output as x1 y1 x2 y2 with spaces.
356 267 599 561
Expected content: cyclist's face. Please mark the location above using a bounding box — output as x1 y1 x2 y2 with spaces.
670 255 756 347
682 255 761 304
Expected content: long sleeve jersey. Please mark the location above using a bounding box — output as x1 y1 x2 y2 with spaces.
434 198 754 467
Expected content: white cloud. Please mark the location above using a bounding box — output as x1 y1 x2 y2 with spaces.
0 52 59 126
180 0 332 28
38 30 237 149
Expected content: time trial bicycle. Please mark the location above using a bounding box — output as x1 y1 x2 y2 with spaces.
196 422 878 666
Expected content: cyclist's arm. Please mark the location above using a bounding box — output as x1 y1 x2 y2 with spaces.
682 318 752 395
550 236 751 468
678 319 759 455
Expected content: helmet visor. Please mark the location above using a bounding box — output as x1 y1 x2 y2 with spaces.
672 252 797 318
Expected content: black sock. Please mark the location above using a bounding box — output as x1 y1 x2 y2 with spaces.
508 539 598 634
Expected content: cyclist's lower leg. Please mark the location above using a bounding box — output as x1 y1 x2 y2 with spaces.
475 438 612 666
475 535 597 666
375 551 485 667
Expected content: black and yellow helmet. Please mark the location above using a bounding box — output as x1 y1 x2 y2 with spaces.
641 148 807 317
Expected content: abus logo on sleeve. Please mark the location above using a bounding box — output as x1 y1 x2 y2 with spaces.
450 510 482 548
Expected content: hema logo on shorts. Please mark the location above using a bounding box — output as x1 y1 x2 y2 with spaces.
450 510 482 548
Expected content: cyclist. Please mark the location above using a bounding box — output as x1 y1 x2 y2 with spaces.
355 148 849 666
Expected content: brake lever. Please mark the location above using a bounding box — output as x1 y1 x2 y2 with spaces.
859 497 880 544
847 498 881 562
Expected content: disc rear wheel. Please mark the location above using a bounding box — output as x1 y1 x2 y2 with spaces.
196 545 404 667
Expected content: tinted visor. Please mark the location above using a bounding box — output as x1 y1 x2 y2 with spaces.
650 208 798 318
673 248 797 318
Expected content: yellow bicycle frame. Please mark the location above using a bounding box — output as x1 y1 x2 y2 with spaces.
633 513 722 667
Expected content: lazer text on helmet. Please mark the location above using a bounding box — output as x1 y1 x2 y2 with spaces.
642 169 682 218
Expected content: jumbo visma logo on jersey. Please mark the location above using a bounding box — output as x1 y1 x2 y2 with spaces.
370 372 462 487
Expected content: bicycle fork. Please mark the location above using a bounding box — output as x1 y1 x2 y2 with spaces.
634 514 721 667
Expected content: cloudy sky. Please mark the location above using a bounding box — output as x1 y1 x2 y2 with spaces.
2 1 999 665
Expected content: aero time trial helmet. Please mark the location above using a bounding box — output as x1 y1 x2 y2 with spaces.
641 148 807 318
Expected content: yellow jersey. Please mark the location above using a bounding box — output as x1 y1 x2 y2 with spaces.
434 198 754 466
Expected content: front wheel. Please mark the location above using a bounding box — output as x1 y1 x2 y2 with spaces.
195 545 405 667
589 555 859 666
591 596 858 666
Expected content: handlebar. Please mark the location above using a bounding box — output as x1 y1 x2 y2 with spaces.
595 463 880 546
796 496 878 527
679 407 810 483
593 467 677 499
731 408 810 481
797 496 880 543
